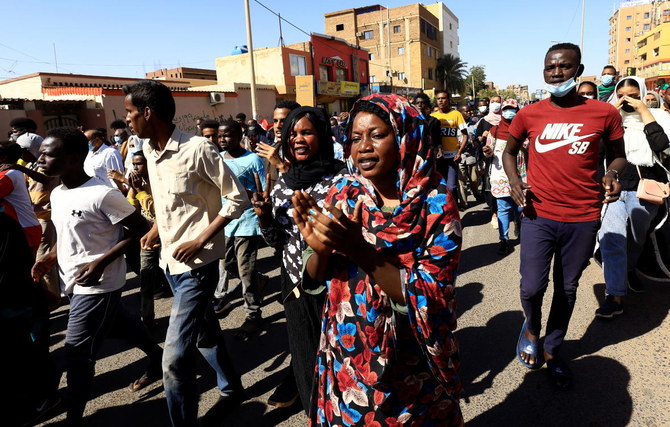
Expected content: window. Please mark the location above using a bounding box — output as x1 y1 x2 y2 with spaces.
626 15 632 20
420 19 437 40
363 30 374 39
626 26 632 31
624 59 630 64
450 41 453 48
665 9 670 15
654 47 660 56
289 54 307 76
320 65 330 81
625 37 631 42
427 46 432 57
335 68 346 82
370 75 376 83
428 68 433 80
393 25 401 33
336 24 344 31
369 53 375 60
644 12 650 18
398 47 405 55
449 23 452 30
397 72 405 80
625 48 631 53
644 23 651 30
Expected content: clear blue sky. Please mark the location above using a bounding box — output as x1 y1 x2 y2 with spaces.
0 0 617 94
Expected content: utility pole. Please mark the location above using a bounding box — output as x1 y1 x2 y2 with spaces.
244 0 258 120
580 0 586 56
471 73 475 101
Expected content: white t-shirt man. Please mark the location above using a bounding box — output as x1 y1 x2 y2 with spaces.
50 177 135 295
83 145 124 188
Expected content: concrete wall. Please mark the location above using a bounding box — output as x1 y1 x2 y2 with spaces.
101 89 276 134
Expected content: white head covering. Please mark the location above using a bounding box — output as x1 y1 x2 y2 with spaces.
15 132 43 159
610 76 670 167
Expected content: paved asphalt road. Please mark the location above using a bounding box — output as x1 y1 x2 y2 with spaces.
39 200 669 426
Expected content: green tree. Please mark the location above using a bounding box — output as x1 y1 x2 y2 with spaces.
476 88 519 101
477 88 499 100
435 54 467 95
499 89 518 100
464 65 487 99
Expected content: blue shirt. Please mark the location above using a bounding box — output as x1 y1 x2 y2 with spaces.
221 150 265 237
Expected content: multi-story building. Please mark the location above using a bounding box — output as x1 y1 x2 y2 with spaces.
609 0 654 75
506 84 530 101
214 33 370 114
608 0 670 76
324 2 459 96
635 21 670 83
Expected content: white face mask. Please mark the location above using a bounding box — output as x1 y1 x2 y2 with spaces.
489 102 502 113
478 105 488 113
582 95 595 100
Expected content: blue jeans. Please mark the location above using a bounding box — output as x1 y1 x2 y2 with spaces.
163 261 242 427
598 190 660 296
519 216 599 356
496 197 521 240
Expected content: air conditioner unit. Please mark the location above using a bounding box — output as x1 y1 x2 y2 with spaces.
209 92 226 105
356 31 364 37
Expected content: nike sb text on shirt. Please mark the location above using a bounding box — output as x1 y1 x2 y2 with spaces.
509 98 624 222
535 124 596 154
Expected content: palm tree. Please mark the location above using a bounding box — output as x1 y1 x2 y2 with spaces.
435 54 467 95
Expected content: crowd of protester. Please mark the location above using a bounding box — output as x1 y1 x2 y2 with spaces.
1 42 669 426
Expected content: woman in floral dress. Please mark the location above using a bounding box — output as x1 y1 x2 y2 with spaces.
293 94 463 426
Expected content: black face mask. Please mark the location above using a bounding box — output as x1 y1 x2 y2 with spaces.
621 101 635 113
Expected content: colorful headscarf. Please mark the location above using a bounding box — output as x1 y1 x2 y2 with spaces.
340 93 440 238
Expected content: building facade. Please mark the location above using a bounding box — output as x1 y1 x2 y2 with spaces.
215 34 369 114
0 72 276 137
506 84 530 102
324 2 459 95
609 0 654 74
146 67 217 81
608 0 670 77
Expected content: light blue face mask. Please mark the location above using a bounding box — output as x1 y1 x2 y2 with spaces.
113 136 123 144
502 109 517 120
601 74 614 86
545 78 577 98
87 141 95 151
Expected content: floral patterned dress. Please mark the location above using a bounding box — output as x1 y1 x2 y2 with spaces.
307 94 463 426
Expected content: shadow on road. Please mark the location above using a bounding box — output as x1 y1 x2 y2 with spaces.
455 281 484 318
457 242 503 276
466 355 632 427
569 281 670 360
457 310 523 398
461 208 492 228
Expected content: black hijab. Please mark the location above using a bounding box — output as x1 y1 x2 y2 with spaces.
280 106 345 190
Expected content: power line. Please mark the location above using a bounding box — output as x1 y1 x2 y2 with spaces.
253 0 310 37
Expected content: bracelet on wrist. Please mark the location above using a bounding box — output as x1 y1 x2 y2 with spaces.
605 169 619 180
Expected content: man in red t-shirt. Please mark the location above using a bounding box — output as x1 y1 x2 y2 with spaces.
503 43 627 388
